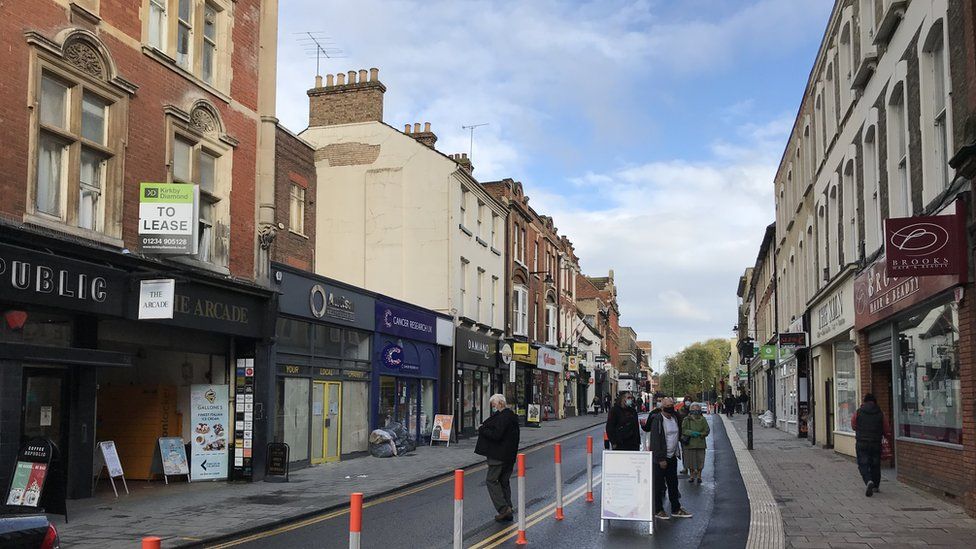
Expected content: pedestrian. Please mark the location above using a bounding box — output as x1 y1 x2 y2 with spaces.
591 395 601 415
851 393 891 497
681 403 709 484
604 393 612 414
678 395 692 474
605 391 641 451
475 394 520 522
725 395 736 418
643 397 692 520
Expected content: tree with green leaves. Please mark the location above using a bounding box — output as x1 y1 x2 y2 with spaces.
658 339 732 402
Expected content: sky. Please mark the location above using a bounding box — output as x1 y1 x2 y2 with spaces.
275 0 833 371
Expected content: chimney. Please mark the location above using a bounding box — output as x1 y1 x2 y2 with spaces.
405 121 438 149
307 67 386 127
451 152 473 174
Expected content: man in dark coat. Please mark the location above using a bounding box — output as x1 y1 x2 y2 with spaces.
642 397 692 520
475 394 521 521
851 393 891 497
606 391 641 451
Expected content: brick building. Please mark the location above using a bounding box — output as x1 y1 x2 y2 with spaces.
576 270 621 400
0 0 279 498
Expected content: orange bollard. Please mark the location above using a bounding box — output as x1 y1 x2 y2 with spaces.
349 492 363 549
554 443 565 520
603 430 610 449
453 470 464 549
585 435 594 503
516 453 527 545
142 537 161 549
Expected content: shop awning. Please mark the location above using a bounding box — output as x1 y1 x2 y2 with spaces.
0 343 133 367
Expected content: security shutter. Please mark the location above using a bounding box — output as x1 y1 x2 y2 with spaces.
868 327 892 363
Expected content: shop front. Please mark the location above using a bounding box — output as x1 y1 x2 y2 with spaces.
371 300 441 444
508 343 537 424
808 272 857 455
536 346 564 420
854 241 967 496
455 328 500 436
272 266 375 467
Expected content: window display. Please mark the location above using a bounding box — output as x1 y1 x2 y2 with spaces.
834 341 857 433
896 299 962 444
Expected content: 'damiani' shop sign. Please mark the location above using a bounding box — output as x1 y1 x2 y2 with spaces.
138 182 198 254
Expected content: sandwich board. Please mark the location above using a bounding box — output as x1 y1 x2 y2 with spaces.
600 450 654 535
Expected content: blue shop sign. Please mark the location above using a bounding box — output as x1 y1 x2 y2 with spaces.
375 300 436 344
374 334 438 378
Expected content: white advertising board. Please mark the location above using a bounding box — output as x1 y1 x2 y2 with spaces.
600 450 654 534
98 441 124 478
190 385 229 481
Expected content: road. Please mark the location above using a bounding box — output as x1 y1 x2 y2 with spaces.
210 415 748 548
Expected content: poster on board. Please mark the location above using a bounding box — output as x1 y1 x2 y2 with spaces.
158 437 189 476
190 384 229 481
98 441 124 478
526 404 541 426
600 450 654 534
430 414 454 446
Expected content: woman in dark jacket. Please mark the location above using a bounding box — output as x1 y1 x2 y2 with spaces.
605 391 641 451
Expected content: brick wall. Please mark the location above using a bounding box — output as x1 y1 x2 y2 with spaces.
272 126 316 271
307 73 386 127
315 142 381 166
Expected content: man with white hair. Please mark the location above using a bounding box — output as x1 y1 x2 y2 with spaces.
643 397 693 520
475 393 520 521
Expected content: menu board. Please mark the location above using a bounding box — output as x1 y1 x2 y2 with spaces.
99 441 124 478
6 462 47 507
190 384 229 481
158 437 189 476
601 450 654 531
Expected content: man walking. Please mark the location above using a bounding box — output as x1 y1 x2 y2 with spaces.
643 397 692 520
851 393 891 497
475 394 520 521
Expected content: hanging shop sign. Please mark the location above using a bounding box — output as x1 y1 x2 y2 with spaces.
190 385 229 482
455 328 498 366
138 182 198 254
854 253 962 330
500 343 513 365
810 276 854 345
138 279 175 320
513 344 538 366
567 355 579 372
759 345 777 360
5 438 52 508
276 267 375 330
884 200 967 278
513 342 530 355
537 346 564 373
0 242 125 316
376 301 436 344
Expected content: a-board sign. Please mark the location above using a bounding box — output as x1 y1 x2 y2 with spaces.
431 414 453 444
190 384 229 481
99 441 124 478
526 404 541 426
600 450 654 535
5 438 53 508
265 443 289 482
158 437 189 476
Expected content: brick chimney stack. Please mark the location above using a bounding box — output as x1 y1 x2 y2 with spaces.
307 67 385 127
449 153 473 174
403 121 438 149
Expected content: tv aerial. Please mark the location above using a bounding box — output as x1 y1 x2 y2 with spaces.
295 32 346 77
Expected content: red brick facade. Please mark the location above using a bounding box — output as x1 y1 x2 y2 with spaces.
271 126 316 271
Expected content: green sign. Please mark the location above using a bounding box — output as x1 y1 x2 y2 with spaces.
138 182 198 254
759 345 777 360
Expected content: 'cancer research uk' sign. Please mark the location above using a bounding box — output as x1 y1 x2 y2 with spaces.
139 182 198 254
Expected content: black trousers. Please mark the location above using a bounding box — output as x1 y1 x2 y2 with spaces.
653 455 680 513
856 444 882 487
486 458 514 512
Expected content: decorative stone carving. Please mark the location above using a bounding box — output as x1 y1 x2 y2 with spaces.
258 224 277 250
63 40 104 79
190 107 219 135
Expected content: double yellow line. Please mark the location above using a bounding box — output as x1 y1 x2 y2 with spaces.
207 425 603 548
468 474 603 549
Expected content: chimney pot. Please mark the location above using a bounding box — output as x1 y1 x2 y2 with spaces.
315 75 323 87
308 68 387 127
348 70 357 84
359 69 368 83
424 122 431 132
413 122 421 133
336 73 345 85
326 74 334 86
369 67 379 81
404 124 412 133
462 153 468 159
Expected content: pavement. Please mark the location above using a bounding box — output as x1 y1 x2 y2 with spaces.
54 414 605 548
726 413 976 548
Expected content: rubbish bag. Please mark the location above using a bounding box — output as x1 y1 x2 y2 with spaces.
385 422 417 455
369 429 397 458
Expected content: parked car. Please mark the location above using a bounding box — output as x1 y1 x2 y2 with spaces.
0 514 60 549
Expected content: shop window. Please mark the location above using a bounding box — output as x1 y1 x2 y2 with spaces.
834 341 858 433
313 325 342 357
276 377 311 462
289 183 305 234
202 3 218 84
920 19 952 200
896 299 962 445
862 121 882 254
276 318 311 354
491 275 499 326
477 268 485 323
476 201 484 240
460 187 468 228
545 302 557 345
491 213 499 248
459 258 468 317
343 329 371 361
166 103 234 270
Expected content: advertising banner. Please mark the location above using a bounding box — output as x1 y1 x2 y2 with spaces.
537 347 564 373
431 414 453 443
138 182 198 254
376 301 437 343
190 385 229 481
601 450 654 533
233 358 255 479
884 200 966 278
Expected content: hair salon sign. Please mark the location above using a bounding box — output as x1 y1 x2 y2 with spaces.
884 200 966 278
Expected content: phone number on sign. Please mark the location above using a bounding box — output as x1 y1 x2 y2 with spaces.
141 237 188 245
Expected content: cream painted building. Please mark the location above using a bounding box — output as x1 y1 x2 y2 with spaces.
298 70 506 332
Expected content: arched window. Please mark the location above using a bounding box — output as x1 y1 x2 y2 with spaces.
842 157 858 264
887 76 911 217
862 119 882 254
920 18 951 200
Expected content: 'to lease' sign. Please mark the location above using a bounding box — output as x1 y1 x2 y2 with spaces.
139 182 198 254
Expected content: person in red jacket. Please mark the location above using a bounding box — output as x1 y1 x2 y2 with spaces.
850 393 891 497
